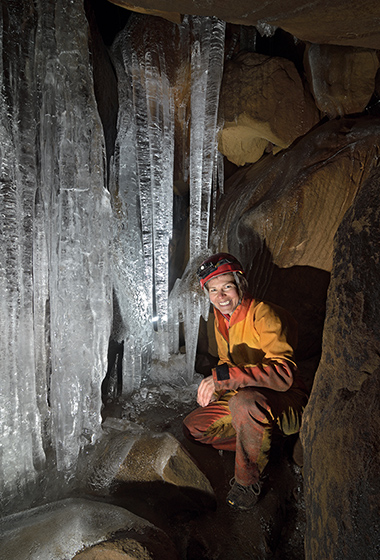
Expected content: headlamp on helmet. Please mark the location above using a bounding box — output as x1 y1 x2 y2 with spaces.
196 253 245 290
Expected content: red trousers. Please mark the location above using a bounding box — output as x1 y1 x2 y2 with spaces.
183 386 308 486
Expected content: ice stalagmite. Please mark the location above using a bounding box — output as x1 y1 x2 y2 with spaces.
110 15 176 392
111 15 225 387
0 0 112 513
181 16 226 380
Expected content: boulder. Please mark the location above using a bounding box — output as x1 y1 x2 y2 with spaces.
87 425 216 515
0 498 177 560
74 540 151 559
305 44 379 118
212 117 380 276
218 52 319 166
300 167 380 560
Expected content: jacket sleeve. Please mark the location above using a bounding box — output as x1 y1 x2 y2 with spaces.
212 302 297 392
212 359 295 392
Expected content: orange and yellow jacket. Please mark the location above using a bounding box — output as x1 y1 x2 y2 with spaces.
211 295 301 393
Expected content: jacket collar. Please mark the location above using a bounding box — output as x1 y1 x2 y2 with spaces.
214 295 253 339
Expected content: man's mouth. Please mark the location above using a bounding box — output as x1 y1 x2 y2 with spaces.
219 300 231 307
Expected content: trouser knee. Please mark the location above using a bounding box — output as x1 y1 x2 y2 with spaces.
229 388 271 426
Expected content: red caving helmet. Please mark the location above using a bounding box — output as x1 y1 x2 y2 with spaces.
196 253 245 290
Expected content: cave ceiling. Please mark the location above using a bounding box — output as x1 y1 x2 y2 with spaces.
108 0 380 49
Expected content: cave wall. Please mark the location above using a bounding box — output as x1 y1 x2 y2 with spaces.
109 0 380 49
96 3 380 559
0 0 379 557
300 167 380 559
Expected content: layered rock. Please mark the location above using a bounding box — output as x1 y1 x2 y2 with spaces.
212 117 380 276
305 44 379 118
107 0 380 49
218 52 319 166
300 167 380 559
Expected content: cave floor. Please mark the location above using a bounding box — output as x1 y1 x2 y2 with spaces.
101 386 306 560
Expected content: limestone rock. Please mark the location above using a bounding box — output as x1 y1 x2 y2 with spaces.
219 125 270 168
0 498 177 560
107 1 182 24
74 539 152 559
88 428 216 512
305 44 379 118
212 117 380 276
300 167 380 560
218 52 319 166
107 0 380 49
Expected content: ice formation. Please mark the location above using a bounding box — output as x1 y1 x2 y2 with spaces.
0 2 225 515
110 14 225 386
1 0 112 510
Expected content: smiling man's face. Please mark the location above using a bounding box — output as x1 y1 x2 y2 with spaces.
206 273 239 316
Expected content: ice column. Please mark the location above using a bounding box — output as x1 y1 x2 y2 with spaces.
38 2 113 476
111 16 176 391
180 16 226 380
110 42 155 393
111 15 225 388
0 0 112 512
0 11 45 502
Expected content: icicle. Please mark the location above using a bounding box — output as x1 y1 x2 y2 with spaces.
111 15 176 387
109 34 154 393
143 49 174 361
183 16 226 380
211 147 224 229
111 14 225 387
189 17 226 257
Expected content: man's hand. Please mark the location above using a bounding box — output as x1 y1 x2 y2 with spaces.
197 375 216 407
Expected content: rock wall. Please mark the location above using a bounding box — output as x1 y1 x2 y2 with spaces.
108 0 380 49
98 6 380 558
300 167 380 559
1 1 380 557
218 51 319 165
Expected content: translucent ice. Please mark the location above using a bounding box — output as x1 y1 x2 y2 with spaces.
111 15 225 384
0 4 225 517
174 16 226 379
0 0 112 512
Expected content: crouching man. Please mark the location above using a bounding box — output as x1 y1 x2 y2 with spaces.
183 253 308 510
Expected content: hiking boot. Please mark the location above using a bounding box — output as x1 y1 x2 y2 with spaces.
226 478 262 510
